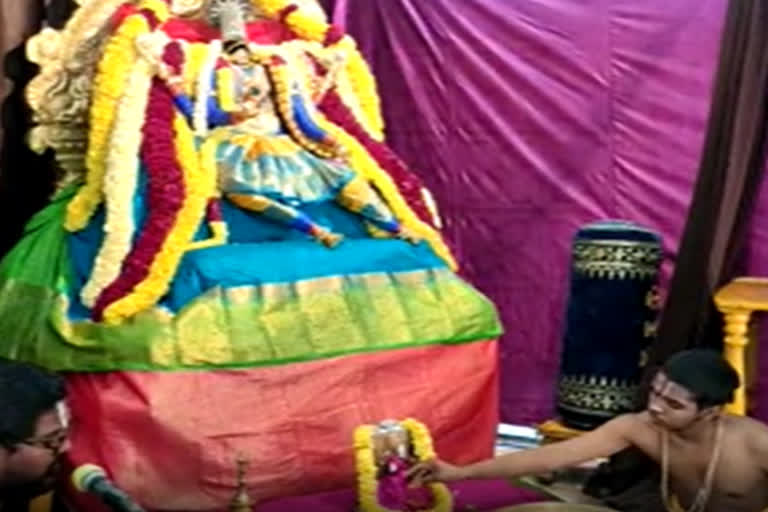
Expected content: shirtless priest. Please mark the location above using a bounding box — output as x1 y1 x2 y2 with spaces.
409 350 768 512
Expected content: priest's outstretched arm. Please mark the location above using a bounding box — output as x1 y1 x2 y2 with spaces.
407 414 635 483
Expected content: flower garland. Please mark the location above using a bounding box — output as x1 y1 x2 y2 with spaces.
318 91 435 228
184 42 210 95
331 61 366 128
187 136 230 251
92 80 185 321
65 13 149 231
312 94 456 270
187 198 229 251
332 37 384 141
354 419 452 512
194 39 221 136
252 2 455 268
216 66 236 112
264 55 337 159
58 0 129 62
102 109 209 324
252 0 385 141
65 0 169 232
80 58 153 308
421 188 443 229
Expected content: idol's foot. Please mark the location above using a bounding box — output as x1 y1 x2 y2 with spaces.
315 228 344 248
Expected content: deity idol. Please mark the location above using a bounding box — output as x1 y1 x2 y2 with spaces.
0 0 501 507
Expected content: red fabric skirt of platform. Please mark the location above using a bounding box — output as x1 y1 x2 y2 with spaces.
62 340 504 511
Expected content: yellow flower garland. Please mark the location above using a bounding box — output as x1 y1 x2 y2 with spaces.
248 1 458 267
354 419 452 512
59 0 129 63
310 105 457 270
81 58 153 308
65 14 149 231
340 39 385 141
252 0 385 140
65 0 169 232
184 42 210 96
102 113 209 324
138 0 170 17
194 40 221 136
333 63 367 130
187 136 230 251
264 56 337 159
216 67 236 112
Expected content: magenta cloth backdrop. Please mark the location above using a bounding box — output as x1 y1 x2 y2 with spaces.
328 0 768 423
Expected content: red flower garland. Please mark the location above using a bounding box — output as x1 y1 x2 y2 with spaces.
162 40 185 74
111 4 138 29
92 80 186 320
318 90 435 227
206 198 223 222
161 18 294 44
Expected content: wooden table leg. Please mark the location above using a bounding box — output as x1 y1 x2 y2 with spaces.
721 308 751 415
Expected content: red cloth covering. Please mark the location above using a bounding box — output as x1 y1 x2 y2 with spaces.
63 341 499 511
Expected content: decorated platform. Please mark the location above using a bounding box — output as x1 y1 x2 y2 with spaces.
0 0 503 509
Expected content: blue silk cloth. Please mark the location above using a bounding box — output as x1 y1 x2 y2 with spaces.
556 221 662 429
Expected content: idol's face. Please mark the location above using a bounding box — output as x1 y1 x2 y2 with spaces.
647 372 706 430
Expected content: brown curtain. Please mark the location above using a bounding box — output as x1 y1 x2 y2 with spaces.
646 0 768 371
0 0 76 256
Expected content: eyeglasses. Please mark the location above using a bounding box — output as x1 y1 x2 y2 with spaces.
20 401 70 454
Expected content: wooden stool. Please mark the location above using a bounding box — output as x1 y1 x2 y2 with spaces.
714 277 767 415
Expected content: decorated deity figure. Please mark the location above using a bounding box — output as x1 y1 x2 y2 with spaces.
154 0 417 248
0 1 502 507
355 420 453 512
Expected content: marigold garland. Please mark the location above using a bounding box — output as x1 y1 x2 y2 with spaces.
248 1 452 265
216 66 236 112
264 56 337 159
80 58 153 308
332 63 366 127
137 0 169 18
184 42 210 95
102 110 209 324
311 95 456 270
58 0 129 62
187 137 229 251
354 419 452 512
65 0 169 232
252 0 385 140
421 188 442 229
330 36 384 141
65 13 149 232
194 39 221 136
92 80 185 321
256 3 454 268
319 90 434 227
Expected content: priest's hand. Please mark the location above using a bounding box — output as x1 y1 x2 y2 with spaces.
406 459 466 485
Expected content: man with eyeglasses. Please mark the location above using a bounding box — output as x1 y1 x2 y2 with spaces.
0 359 70 511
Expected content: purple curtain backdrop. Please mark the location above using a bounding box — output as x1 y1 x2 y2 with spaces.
329 0 768 424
